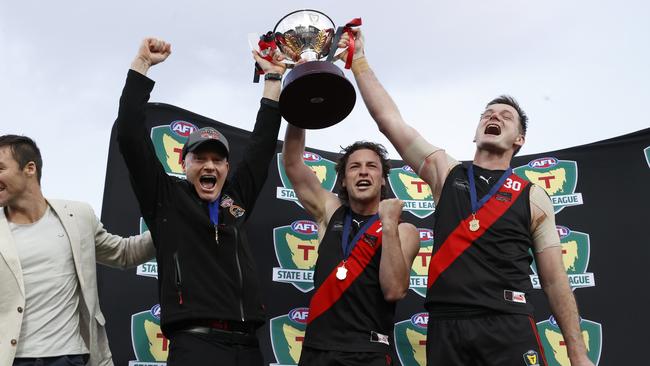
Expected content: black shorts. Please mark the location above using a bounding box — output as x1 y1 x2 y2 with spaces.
298 346 393 366
426 313 548 366
166 329 263 366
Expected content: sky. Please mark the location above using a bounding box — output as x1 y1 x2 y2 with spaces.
1 0 649 214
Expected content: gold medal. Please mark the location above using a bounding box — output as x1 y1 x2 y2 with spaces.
336 264 348 280
469 214 480 232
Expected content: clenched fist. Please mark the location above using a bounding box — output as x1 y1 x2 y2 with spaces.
131 38 172 75
378 198 403 227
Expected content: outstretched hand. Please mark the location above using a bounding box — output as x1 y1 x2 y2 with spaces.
131 38 172 75
337 28 365 62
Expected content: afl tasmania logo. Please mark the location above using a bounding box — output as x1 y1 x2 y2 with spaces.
276 152 338 208
272 220 320 293
513 157 583 213
394 312 428 366
537 315 602 366
149 120 196 176
170 120 198 137
129 304 168 366
270 307 309 366
409 228 433 297
388 165 435 219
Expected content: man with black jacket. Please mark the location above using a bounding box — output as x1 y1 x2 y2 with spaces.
116 38 286 365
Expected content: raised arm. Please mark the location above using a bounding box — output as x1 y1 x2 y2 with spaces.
282 124 340 223
227 51 286 216
116 38 171 223
377 198 420 301
531 186 594 366
341 30 456 202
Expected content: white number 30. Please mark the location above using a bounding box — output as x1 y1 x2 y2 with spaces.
504 178 521 191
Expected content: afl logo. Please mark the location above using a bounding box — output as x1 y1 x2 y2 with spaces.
288 307 310 324
410 312 429 329
528 157 558 169
302 152 322 162
170 120 198 137
149 304 161 320
556 225 571 239
418 228 433 242
291 220 318 235
402 165 415 173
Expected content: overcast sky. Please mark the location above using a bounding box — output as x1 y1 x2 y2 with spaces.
1 0 648 214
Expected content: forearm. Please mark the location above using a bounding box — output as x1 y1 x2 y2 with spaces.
379 222 409 301
262 78 281 101
544 277 588 360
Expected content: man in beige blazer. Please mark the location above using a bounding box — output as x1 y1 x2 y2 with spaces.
0 134 155 366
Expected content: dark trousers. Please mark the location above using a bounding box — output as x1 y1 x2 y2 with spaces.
166 330 263 366
426 313 548 366
13 355 87 366
298 346 393 366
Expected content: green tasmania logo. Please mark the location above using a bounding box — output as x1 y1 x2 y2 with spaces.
388 165 435 219
394 313 428 366
645 146 650 168
129 304 168 366
136 218 158 279
150 120 197 176
272 220 320 292
537 315 602 366
513 157 582 213
529 226 595 290
409 228 433 297
276 152 337 207
270 307 309 366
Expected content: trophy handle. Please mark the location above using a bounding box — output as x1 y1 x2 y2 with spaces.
326 18 362 68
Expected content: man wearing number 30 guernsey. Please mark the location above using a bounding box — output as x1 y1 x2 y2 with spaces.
342 29 594 366
282 126 419 365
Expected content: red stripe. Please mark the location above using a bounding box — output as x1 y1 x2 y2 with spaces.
307 220 383 324
427 173 528 288
528 316 549 366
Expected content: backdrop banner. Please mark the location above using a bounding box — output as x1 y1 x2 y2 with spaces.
100 102 650 366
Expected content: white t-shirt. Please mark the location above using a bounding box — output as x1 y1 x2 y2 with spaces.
10 206 89 357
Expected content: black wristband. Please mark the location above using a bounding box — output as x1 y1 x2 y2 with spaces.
264 73 282 81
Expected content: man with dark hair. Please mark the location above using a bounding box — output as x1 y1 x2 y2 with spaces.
115 38 286 365
0 134 155 366
282 125 420 366
339 30 594 366
334 141 391 203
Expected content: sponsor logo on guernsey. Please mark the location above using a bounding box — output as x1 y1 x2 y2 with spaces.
388 165 435 218
523 350 540 366
394 313 428 366
645 146 650 168
136 218 158 279
276 152 338 208
129 304 168 366
513 157 583 213
537 315 602 366
530 226 595 290
150 121 198 177
272 220 320 292
409 228 433 297
270 307 309 366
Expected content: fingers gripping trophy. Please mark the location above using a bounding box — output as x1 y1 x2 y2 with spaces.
253 10 362 129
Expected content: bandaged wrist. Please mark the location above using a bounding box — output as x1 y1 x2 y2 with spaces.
351 57 370 76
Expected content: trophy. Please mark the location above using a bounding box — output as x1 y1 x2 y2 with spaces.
256 10 361 129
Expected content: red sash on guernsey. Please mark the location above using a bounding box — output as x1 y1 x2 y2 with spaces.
307 219 384 324
427 173 529 288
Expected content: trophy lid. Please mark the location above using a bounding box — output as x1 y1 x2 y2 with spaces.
273 9 336 63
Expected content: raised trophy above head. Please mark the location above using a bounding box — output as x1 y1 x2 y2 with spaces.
257 10 361 129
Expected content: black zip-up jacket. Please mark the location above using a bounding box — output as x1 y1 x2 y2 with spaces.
116 70 281 336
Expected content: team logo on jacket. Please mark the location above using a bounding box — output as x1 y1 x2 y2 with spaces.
150 121 198 177
270 307 309 366
529 226 595 290
272 220 320 292
136 218 158 279
537 315 602 366
513 157 583 213
523 350 540 366
129 304 168 366
645 146 650 168
276 152 337 208
409 228 433 297
388 165 435 218
394 312 428 366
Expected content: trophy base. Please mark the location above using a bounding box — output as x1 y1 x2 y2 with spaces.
280 61 356 129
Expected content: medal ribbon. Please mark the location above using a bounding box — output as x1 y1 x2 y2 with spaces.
341 208 379 261
208 195 221 236
468 164 512 214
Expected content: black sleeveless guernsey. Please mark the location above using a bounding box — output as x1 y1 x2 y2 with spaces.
425 163 535 318
303 205 395 352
